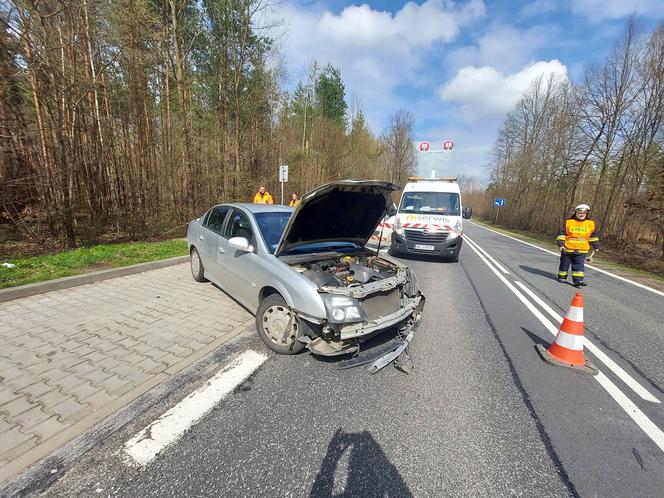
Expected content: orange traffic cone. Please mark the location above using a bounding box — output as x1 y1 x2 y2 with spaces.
536 292 598 375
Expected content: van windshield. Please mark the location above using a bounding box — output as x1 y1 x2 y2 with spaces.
399 192 460 216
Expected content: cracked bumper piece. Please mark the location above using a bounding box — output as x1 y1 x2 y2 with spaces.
339 295 423 340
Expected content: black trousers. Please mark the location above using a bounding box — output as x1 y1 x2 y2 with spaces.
558 252 586 283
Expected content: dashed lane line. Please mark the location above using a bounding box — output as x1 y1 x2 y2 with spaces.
464 238 664 453
124 350 268 467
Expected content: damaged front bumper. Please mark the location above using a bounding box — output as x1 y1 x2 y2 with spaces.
300 294 424 373
336 330 415 374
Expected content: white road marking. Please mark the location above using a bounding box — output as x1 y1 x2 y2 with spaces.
464 240 664 454
467 221 664 298
124 350 268 467
464 235 510 274
514 281 659 403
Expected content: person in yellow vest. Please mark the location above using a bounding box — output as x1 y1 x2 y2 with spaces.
289 193 299 207
556 203 600 287
253 186 273 204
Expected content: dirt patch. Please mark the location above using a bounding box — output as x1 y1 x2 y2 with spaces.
79 262 115 273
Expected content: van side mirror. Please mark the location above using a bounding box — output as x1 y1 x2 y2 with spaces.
462 207 473 219
387 203 397 217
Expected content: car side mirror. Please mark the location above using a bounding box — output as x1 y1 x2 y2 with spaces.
387 203 397 217
228 237 254 252
462 207 473 219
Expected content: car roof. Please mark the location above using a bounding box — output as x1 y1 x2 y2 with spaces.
213 203 294 214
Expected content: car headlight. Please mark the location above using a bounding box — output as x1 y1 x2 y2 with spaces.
447 220 462 240
395 220 404 236
321 294 366 323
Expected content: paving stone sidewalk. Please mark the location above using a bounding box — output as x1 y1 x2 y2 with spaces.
0 263 254 484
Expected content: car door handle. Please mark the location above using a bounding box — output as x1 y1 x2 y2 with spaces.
198 234 204 240
218 247 225 254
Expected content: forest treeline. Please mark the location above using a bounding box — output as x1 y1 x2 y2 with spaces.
0 0 415 248
482 21 664 260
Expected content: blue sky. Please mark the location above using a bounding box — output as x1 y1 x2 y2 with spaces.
269 1 664 180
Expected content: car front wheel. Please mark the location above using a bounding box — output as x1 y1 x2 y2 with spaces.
256 294 305 354
190 247 207 282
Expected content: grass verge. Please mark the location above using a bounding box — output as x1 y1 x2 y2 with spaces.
0 239 188 289
470 217 664 287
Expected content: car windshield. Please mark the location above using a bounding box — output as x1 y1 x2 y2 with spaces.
280 241 362 255
399 192 460 216
254 212 292 253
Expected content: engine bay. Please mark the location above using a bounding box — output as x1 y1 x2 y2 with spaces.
294 255 398 287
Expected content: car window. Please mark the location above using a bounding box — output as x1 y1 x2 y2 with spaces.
255 211 292 253
224 209 254 242
204 206 230 234
399 192 460 216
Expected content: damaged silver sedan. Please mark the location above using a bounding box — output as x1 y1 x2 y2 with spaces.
186 180 425 371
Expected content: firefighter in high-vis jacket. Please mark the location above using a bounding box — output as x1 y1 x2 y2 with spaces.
556 204 600 287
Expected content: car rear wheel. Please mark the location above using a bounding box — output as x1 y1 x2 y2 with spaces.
190 247 207 282
256 294 305 354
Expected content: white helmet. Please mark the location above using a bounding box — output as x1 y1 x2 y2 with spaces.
574 203 590 212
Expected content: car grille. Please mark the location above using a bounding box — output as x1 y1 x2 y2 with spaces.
404 229 448 243
360 289 401 321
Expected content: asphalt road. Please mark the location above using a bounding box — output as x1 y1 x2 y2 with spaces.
38 222 664 497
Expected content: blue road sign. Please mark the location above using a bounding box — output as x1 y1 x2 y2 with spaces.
494 198 506 207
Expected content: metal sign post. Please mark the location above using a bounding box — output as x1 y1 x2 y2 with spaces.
493 198 506 224
279 165 289 205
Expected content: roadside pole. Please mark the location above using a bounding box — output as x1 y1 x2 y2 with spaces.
493 198 506 224
279 164 288 205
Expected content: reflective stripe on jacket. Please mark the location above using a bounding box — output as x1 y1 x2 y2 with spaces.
557 219 599 253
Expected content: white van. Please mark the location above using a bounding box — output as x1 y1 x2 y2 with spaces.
388 177 465 261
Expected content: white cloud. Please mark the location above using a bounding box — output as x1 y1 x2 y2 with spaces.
439 59 568 120
570 0 664 20
520 0 557 18
271 1 486 132
447 23 560 73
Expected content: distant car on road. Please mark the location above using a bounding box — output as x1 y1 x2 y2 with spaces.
186 180 425 359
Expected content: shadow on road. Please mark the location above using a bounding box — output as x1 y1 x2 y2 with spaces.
310 429 413 497
519 265 558 280
521 327 550 347
393 252 456 264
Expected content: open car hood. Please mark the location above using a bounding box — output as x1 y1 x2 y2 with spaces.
275 180 399 256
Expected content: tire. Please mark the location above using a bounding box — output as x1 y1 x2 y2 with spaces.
256 294 305 355
190 247 207 282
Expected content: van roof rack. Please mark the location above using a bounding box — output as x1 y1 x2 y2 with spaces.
407 176 457 182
